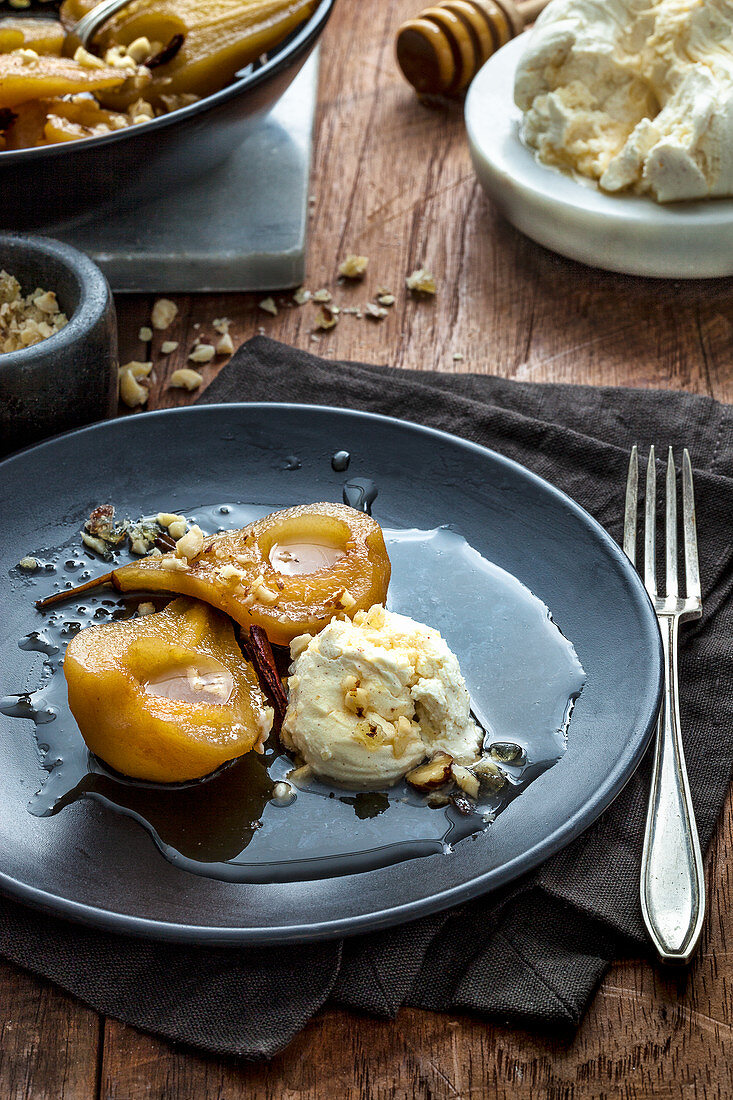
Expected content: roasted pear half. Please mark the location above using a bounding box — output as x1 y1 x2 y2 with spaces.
44 503 392 647
64 598 273 783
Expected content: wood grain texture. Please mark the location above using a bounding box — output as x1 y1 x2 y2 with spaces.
1 0 732 1096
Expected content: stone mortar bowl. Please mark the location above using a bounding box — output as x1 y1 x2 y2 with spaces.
0 234 117 457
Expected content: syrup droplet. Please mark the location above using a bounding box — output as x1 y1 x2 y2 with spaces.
331 450 351 472
19 630 59 657
1 692 57 725
269 539 346 575
342 478 378 514
282 455 302 471
144 660 234 705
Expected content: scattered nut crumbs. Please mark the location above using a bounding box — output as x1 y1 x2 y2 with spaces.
377 292 395 306
188 343 215 364
338 254 369 279
258 297 278 316
293 286 310 305
216 332 234 355
151 298 178 330
119 368 148 408
138 325 153 342
364 302 388 321
160 340 178 354
0 270 68 354
120 360 152 379
170 367 203 390
406 268 437 295
312 288 332 303
213 317 230 335
453 352 464 361
314 304 339 330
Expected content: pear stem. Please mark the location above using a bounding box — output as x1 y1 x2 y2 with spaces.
35 571 117 610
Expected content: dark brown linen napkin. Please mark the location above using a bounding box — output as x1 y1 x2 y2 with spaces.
0 336 731 1056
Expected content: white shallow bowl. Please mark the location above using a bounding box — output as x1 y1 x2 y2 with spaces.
465 35 733 278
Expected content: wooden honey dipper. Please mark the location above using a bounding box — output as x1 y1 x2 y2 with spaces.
396 0 550 97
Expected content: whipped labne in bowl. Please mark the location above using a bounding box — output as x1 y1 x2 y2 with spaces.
514 0 733 202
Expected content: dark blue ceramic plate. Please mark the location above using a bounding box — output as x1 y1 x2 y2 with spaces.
0 404 662 943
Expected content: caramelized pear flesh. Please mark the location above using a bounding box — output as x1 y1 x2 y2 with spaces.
109 502 392 647
60 0 319 104
64 598 273 783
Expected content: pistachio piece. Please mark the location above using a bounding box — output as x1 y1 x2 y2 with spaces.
473 754 507 792
489 741 526 765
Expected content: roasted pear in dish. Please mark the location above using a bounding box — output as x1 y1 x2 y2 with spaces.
0 18 65 55
60 0 319 104
0 52 127 109
40 503 392 647
64 598 273 782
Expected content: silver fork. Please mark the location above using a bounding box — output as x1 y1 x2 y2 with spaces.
624 445 705 963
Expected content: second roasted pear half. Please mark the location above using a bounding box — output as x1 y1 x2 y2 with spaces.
99 502 391 646
65 598 273 782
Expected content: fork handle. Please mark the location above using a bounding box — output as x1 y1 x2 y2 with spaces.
640 614 706 963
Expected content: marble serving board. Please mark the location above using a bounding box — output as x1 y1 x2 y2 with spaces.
39 54 318 293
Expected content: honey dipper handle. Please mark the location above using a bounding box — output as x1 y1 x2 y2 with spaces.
518 0 551 25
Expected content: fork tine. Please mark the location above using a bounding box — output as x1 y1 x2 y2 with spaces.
644 445 657 598
665 447 678 597
623 445 638 564
682 448 701 601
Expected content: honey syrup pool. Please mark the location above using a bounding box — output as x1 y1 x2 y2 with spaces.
3 501 585 884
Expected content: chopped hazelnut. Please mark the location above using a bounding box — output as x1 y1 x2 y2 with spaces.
17 556 38 571
314 304 339 331
160 340 178 354
405 752 454 791
364 302 388 321
312 288 332 303
175 524 204 561
126 36 152 63
406 268 437 295
167 519 187 541
213 317 230 335
119 368 148 407
138 325 153 342
338 254 369 279
188 344 215 364
215 332 234 356
73 46 105 70
157 512 184 528
151 298 178 330
160 555 189 572
451 764 480 800
0 270 68 354
258 297 278 316
170 367 204 390
219 562 247 586
119 360 152 379
293 286 311 305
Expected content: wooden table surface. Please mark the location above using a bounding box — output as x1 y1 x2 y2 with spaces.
3 3 733 1097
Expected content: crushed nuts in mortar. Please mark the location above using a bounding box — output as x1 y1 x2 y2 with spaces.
0 270 68 354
